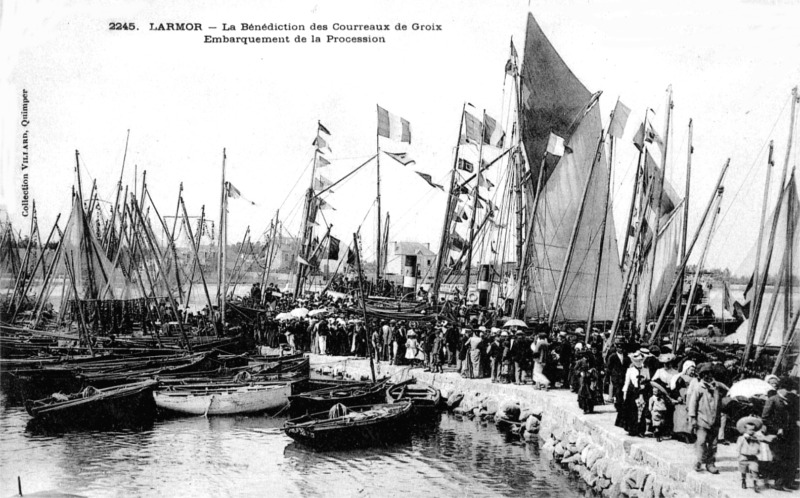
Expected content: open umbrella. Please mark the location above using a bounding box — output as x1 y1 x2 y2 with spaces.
290 307 309 318
728 378 773 399
308 308 328 317
503 319 528 328
275 312 293 321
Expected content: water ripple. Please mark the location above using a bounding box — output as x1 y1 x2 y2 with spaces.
2 401 583 498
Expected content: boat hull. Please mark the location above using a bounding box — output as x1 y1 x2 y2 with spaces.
385 379 442 415
288 380 389 415
154 382 293 416
25 380 158 429
283 402 413 449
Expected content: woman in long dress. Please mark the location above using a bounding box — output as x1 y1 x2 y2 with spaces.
651 353 679 435
575 350 599 413
669 360 696 442
616 351 651 436
531 333 551 389
466 329 483 379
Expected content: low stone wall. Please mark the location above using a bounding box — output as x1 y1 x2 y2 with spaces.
308 355 759 498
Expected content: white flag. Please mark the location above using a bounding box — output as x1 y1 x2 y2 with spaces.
546 132 565 156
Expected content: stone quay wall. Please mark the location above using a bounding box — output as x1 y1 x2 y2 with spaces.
308 354 766 498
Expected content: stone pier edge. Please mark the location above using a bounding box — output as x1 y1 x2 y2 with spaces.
308 354 753 498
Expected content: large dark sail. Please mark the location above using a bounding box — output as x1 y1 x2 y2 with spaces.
520 13 592 187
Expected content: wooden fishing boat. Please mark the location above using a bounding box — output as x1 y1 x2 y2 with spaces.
288 378 390 415
153 380 295 416
385 379 442 413
283 401 413 449
25 379 158 429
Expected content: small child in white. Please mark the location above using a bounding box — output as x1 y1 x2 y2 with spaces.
648 388 668 442
735 416 766 492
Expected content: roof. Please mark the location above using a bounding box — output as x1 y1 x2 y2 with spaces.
393 241 436 257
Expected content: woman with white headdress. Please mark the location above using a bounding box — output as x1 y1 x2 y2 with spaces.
670 360 697 442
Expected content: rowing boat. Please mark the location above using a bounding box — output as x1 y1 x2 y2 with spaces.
25 379 158 429
283 401 413 449
385 378 442 413
153 380 295 416
288 378 390 415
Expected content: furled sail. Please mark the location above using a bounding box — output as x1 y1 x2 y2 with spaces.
519 13 624 322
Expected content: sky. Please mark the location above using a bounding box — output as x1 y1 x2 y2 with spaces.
1 0 798 275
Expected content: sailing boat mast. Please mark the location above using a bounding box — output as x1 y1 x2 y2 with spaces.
641 87 673 338
294 122 322 298
376 122 382 285
673 119 693 338
432 103 467 306
549 131 605 329
586 108 617 339
743 87 798 364
463 110 487 297
218 148 228 327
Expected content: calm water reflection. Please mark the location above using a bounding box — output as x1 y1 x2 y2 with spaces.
2 396 583 498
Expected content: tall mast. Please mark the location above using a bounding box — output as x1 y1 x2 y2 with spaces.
218 148 228 327
587 108 617 339
673 119 693 338
780 88 798 344
382 212 390 277
549 131 605 328
641 87 673 338
261 209 279 299
512 151 545 319
649 159 730 342
745 88 798 361
678 186 724 336
742 141 774 363
294 122 321 298
180 196 216 336
463 110 486 297
353 232 376 382
376 119 382 284
432 103 467 305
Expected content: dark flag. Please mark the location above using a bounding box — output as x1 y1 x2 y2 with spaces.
457 158 474 172
328 236 340 260
347 248 356 266
415 171 444 190
318 122 331 135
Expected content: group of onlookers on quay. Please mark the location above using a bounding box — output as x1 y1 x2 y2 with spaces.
240 286 797 492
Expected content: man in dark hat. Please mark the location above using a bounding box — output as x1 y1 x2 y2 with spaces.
688 362 725 474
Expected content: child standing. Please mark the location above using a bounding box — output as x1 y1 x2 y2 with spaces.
735 416 764 492
648 387 669 442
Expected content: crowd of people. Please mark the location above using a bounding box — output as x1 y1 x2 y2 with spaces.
230 284 798 491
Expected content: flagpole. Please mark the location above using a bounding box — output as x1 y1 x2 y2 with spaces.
376 106 382 288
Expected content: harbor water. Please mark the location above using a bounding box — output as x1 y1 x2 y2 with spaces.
1 395 582 498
